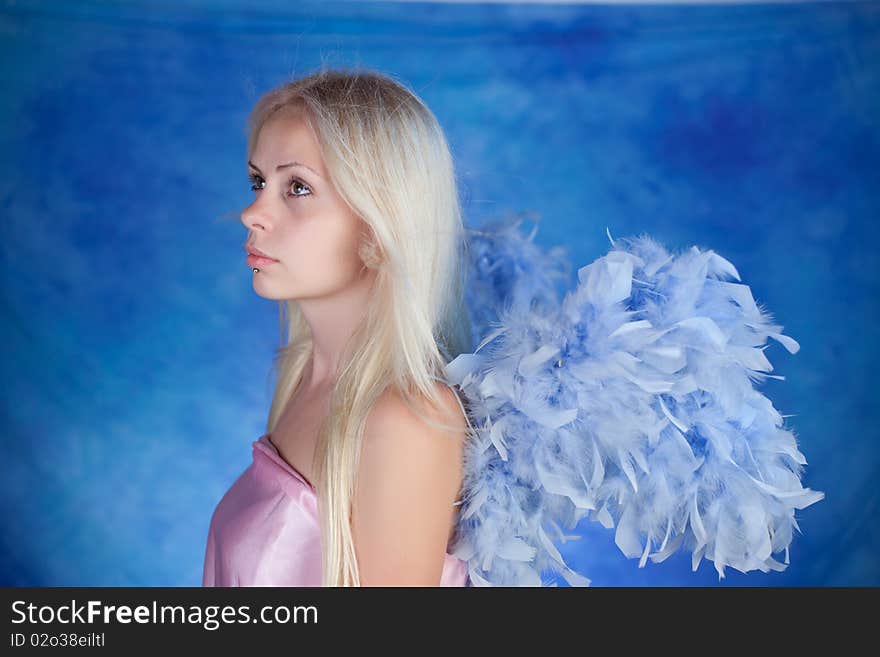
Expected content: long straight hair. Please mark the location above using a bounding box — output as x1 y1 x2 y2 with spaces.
245 68 474 586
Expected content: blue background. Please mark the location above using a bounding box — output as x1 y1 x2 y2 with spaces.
1 0 876 586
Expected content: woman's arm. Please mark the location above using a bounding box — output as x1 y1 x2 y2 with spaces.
351 384 467 586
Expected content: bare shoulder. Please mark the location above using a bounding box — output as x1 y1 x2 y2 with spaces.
351 382 468 585
368 381 468 439
360 382 468 488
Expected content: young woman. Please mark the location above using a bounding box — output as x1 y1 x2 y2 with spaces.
203 68 474 587
203 67 824 589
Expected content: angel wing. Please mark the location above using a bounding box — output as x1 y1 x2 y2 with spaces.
449 216 825 586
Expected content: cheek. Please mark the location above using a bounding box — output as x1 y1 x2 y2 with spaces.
291 215 363 276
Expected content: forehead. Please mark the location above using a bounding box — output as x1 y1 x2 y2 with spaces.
251 111 325 172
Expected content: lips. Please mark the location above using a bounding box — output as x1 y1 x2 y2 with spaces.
246 253 278 268
243 243 279 261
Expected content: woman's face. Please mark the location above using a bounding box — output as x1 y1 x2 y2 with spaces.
241 110 372 301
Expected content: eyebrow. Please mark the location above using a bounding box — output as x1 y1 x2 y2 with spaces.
248 160 323 180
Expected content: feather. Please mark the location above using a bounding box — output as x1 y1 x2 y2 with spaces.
450 217 825 586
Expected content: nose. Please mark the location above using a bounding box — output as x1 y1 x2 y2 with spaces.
240 198 273 233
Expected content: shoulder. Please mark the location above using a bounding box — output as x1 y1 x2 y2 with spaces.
351 381 468 585
367 381 468 441
359 382 468 489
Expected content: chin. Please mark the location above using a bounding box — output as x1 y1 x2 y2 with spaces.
252 278 294 300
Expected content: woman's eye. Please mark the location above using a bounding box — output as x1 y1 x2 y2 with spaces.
247 174 311 199
289 179 312 197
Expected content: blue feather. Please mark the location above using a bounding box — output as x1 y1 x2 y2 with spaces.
450 218 825 586
463 214 571 349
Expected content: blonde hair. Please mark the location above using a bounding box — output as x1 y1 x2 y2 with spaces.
245 67 474 586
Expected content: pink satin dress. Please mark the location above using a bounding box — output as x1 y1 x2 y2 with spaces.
203 434 469 587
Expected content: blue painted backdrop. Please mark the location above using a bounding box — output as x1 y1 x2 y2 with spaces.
1 0 876 586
